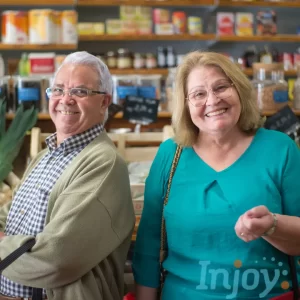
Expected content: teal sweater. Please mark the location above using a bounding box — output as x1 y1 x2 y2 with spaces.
133 128 300 300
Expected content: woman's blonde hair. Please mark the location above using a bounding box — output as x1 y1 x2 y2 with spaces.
172 51 264 146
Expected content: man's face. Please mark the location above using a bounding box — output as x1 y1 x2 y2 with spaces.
49 64 111 143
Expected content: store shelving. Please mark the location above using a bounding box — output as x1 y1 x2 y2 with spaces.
219 0 300 7
110 68 169 75
244 68 297 77
219 35 300 43
79 33 216 41
109 68 297 76
0 0 75 5
77 0 300 7
0 44 77 51
78 0 215 6
6 109 300 120
79 34 300 43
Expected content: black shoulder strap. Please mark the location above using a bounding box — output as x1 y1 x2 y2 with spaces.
0 238 43 300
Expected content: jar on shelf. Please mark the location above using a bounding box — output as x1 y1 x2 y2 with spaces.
293 65 300 110
145 53 157 69
117 48 132 69
252 68 275 111
271 70 289 109
133 53 145 69
106 51 117 69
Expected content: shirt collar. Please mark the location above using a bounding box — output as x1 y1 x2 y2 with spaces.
45 123 104 155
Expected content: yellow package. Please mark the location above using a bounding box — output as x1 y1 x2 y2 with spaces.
235 13 254 36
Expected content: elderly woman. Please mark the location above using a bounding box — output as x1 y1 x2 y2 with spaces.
132 51 300 300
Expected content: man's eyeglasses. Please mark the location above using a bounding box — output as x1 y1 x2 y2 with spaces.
46 87 107 99
186 82 234 107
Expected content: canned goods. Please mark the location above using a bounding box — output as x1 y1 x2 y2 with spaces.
188 16 202 35
2 11 28 44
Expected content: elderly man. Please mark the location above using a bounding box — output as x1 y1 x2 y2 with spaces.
0 51 135 300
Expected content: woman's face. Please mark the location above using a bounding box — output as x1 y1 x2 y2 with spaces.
186 65 241 137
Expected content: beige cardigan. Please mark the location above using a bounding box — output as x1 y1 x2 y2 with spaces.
0 131 135 300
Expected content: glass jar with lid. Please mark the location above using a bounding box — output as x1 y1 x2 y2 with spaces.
133 53 145 69
117 48 132 69
251 68 274 111
271 70 289 109
106 51 117 69
145 53 157 69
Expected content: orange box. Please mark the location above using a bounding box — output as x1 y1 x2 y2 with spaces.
2 10 28 44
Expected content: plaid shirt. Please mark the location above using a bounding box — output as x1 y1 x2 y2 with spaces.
0 124 103 298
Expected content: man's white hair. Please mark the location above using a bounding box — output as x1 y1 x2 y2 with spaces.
54 51 113 123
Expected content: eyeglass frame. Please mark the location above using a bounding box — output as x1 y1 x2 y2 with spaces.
186 82 235 107
45 87 107 99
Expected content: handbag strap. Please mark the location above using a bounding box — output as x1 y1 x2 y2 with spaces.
159 145 182 264
0 238 43 300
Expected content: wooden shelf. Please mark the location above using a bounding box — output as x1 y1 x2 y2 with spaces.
219 0 300 7
79 34 215 41
219 35 300 42
80 34 300 43
110 68 297 77
0 44 77 50
243 68 297 76
0 0 75 5
78 0 300 7
110 68 169 75
78 0 215 6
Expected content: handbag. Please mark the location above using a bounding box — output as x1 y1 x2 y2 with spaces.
158 145 182 299
0 238 43 300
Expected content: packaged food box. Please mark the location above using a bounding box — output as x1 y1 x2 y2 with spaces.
77 23 94 35
155 23 174 35
93 23 105 35
217 12 234 36
106 19 122 35
256 10 277 35
135 7 152 21
153 8 170 24
120 6 137 21
235 13 253 36
121 20 137 35
136 20 152 35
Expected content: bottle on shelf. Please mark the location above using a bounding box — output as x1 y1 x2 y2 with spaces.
18 53 30 77
271 70 289 109
157 46 166 68
166 46 176 68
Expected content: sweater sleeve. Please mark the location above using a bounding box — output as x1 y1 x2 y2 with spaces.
281 139 300 216
132 139 177 288
0 151 135 289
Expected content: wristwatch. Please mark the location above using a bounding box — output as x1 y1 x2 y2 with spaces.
262 213 277 236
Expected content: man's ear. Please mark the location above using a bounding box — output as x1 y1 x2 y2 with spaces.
101 94 112 109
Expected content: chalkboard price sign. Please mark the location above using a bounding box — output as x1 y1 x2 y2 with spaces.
123 95 159 124
264 105 300 133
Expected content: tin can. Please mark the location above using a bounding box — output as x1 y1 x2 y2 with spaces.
172 11 186 34
188 16 202 35
29 9 56 44
62 10 78 44
2 11 28 44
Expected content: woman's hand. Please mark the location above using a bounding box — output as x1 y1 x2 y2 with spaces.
235 205 274 242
